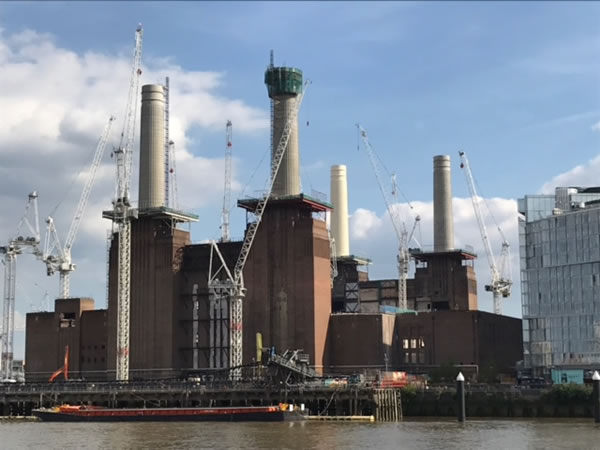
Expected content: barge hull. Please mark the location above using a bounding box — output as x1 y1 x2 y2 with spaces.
32 406 303 422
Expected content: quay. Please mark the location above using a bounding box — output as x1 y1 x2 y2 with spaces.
0 381 402 421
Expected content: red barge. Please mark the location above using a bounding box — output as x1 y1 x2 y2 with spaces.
32 404 304 422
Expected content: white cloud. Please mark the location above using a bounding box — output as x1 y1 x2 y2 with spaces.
349 197 521 318
350 208 383 240
539 154 600 194
592 121 600 132
0 27 268 358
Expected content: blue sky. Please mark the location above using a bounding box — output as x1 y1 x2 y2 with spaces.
0 2 599 357
2 2 598 203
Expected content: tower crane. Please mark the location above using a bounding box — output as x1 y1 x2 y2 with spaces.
221 120 233 242
356 124 420 311
1 191 42 380
164 76 170 207
110 25 143 381
208 79 311 378
167 140 179 210
458 150 512 315
43 116 115 298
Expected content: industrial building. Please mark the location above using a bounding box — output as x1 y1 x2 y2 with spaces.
25 52 523 383
326 310 522 376
25 298 107 381
326 154 521 378
519 187 600 376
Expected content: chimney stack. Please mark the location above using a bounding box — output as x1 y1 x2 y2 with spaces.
139 84 166 210
265 63 303 197
330 165 350 257
433 155 454 251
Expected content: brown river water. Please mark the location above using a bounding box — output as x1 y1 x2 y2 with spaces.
1 419 600 449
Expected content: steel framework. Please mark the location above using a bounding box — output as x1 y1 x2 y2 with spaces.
459 150 512 314
1 192 42 380
221 120 233 242
357 125 419 310
208 80 310 377
43 116 115 298
112 25 143 381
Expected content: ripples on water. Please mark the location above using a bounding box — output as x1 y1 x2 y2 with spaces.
2 419 600 449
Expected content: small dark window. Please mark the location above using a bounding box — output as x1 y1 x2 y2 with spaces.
59 312 76 328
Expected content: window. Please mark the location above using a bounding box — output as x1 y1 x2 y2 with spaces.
59 312 76 328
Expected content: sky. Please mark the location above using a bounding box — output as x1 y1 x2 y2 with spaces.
0 1 599 359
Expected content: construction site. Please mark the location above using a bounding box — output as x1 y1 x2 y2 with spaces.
1 27 522 417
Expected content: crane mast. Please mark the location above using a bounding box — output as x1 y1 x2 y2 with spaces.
1 191 42 380
357 124 419 311
221 120 233 242
208 80 310 376
111 25 143 381
458 150 512 314
168 140 179 210
164 76 170 207
43 116 115 298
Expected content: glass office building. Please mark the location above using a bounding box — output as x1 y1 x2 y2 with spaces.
518 187 600 375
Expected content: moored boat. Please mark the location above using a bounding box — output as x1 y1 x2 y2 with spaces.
32 403 305 422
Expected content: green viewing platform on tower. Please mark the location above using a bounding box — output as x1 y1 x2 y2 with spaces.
264 67 303 98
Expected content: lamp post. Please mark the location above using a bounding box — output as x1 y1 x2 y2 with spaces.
457 371 466 422
593 370 600 423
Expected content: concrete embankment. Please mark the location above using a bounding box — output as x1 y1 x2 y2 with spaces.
401 385 595 418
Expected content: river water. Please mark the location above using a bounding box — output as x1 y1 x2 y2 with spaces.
1 419 600 449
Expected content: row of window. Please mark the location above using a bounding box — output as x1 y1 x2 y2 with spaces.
80 356 106 364
81 344 106 351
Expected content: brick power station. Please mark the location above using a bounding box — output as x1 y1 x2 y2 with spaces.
25 62 522 382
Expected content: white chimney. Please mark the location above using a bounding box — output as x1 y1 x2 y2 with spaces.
330 165 350 257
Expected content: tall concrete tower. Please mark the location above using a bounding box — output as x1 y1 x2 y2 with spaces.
330 165 350 257
139 84 166 210
433 155 454 251
264 65 303 197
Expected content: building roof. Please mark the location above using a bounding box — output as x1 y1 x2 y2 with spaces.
337 255 372 266
410 248 477 260
237 193 332 213
102 206 199 223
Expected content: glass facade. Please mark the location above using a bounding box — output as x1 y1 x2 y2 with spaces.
518 189 600 375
